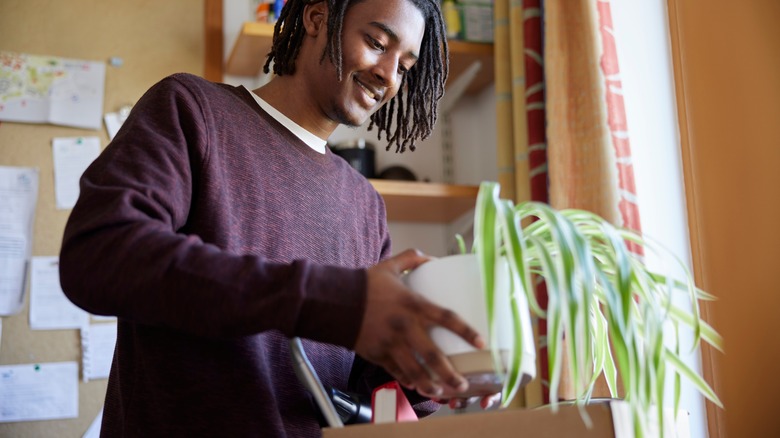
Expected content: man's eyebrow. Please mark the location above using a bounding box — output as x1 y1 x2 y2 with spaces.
369 21 419 61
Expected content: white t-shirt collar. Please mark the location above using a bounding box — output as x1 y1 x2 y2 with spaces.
249 91 328 154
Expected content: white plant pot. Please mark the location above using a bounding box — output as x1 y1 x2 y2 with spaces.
405 253 537 398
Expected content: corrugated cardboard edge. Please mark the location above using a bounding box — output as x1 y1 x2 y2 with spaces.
324 403 614 438
324 401 690 438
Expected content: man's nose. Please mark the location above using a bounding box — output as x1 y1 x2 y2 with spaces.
372 55 402 91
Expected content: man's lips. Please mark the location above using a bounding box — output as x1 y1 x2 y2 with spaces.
354 77 382 102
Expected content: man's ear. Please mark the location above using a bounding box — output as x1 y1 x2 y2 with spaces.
303 1 328 36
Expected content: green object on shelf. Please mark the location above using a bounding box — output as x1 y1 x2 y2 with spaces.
443 0 462 39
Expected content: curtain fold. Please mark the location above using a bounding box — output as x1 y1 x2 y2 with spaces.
494 0 530 204
494 0 548 407
545 0 617 220
596 0 644 253
520 0 548 408
494 0 528 407
544 0 643 401
496 0 643 404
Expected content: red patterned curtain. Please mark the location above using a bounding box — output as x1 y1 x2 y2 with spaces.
494 0 548 407
596 1 643 254
521 0 550 406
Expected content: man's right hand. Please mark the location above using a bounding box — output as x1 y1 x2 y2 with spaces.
353 249 485 399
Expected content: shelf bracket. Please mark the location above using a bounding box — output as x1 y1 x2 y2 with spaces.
440 60 482 184
440 60 482 113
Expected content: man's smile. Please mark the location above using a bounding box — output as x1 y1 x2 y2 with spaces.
354 76 381 102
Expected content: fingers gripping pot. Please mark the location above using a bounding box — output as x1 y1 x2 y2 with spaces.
404 254 537 400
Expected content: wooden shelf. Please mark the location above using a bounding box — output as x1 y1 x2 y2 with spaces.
446 39 494 95
226 22 275 76
225 22 494 95
368 179 479 223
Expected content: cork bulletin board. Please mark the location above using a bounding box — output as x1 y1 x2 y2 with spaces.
0 1 204 436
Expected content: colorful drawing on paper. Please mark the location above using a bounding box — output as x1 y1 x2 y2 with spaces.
0 51 105 130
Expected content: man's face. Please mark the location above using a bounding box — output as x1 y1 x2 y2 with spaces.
314 0 426 127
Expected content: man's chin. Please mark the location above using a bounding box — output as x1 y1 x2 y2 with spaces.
331 107 373 128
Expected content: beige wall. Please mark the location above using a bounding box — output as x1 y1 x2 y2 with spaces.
669 0 780 436
0 1 203 436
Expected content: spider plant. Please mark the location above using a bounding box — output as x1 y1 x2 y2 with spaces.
470 181 723 437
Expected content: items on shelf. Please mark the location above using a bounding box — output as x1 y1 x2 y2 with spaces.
378 165 417 181
331 138 376 179
443 0 462 39
441 0 494 43
254 0 286 24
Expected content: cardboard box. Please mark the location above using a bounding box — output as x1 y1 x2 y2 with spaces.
323 401 690 438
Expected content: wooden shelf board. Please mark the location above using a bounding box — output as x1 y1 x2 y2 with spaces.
225 21 275 76
369 179 479 223
225 22 494 94
447 40 494 95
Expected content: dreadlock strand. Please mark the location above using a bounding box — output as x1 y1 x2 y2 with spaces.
264 0 307 75
396 83 408 152
372 105 387 143
322 0 346 80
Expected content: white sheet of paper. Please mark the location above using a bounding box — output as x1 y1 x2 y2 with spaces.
103 113 122 140
52 137 100 209
103 104 132 140
91 314 117 322
81 322 117 381
0 361 79 423
0 166 39 316
29 256 89 330
82 407 103 438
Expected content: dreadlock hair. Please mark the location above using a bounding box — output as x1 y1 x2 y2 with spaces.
263 0 449 153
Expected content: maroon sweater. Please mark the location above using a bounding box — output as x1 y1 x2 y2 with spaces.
60 73 434 437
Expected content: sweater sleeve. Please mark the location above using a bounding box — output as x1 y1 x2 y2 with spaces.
59 75 366 348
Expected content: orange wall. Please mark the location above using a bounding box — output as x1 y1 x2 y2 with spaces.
669 0 780 436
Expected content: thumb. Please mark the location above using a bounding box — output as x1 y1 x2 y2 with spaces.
390 249 433 273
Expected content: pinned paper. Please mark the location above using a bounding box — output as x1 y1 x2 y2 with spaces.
0 166 38 316
0 362 79 423
29 256 89 330
81 322 117 381
104 104 132 140
52 136 100 209
0 51 106 130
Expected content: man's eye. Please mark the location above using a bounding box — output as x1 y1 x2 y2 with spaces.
367 36 385 52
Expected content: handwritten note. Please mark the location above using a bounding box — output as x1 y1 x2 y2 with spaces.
0 51 106 130
0 362 79 423
29 256 89 330
0 166 38 315
52 137 100 209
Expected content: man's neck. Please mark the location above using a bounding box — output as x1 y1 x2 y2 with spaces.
253 76 338 141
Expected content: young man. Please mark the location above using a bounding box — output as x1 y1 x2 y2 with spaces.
60 0 486 436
